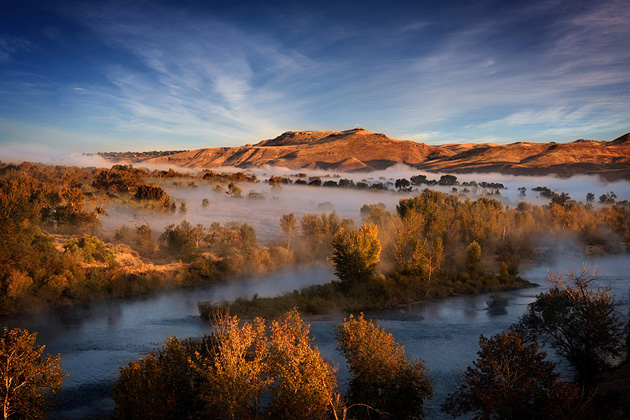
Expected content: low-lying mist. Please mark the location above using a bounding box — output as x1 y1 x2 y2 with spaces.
99 163 630 245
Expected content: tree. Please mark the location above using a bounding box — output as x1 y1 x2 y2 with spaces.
331 224 381 291
550 192 571 207
442 330 591 420
586 192 595 203
1 328 66 420
279 214 297 250
191 310 337 420
112 336 207 420
335 314 433 419
438 174 458 186
599 192 617 204
238 224 257 258
395 178 412 192
192 314 270 419
466 240 482 276
410 175 427 186
160 221 202 260
266 309 337 420
517 265 624 384
227 182 242 198
134 184 167 201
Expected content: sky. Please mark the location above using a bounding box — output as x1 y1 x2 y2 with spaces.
0 0 629 156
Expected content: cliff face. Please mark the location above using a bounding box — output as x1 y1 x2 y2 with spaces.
142 128 630 180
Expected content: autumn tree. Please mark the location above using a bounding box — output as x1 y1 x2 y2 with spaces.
192 314 270 419
396 190 447 241
1 328 66 420
266 309 337 420
160 221 207 260
335 314 433 420
442 330 591 420
516 265 624 384
331 224 381 291
192 310 337 420
134 184 167 201
279 214 297 250
466 240 482 276
92 165 142 192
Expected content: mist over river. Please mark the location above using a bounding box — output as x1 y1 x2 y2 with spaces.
2 256 629 419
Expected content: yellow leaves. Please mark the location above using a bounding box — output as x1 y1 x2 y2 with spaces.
1 328 66 419
331 223 382 288
335 314 433 419
194 309 336 419
6 270 33 299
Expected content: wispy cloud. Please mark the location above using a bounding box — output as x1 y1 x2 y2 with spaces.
60 2 314 147
378 0 630 142
0 36 32 62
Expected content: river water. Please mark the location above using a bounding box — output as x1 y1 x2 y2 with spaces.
2 257 629 419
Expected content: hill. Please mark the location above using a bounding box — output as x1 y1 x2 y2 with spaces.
140 128 630 180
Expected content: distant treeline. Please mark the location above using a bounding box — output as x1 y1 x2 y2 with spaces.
91 150 189 162
267 173 506 193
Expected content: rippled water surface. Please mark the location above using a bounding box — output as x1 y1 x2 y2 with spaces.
2 256 629 419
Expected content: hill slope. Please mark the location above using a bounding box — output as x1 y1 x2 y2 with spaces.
142 128 630 180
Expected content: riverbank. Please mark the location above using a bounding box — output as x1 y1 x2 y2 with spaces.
199 272 537 320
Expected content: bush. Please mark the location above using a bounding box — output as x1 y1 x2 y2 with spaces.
63 235 115 264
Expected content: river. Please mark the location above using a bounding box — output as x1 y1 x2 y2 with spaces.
2 256 629 419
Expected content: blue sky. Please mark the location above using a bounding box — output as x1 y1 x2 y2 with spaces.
1 0 629 155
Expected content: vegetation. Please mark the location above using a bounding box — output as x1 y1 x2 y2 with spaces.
331 224 381 291
443 263 630 419
442 331 591 420
0 162 291 313
113 309 431 420
93 150 189 163
202 186 630 319
279 213 297 250
336 314 433 419
0 327 66 420
516 265 624 384
2 160 630 419
2 161 628 319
